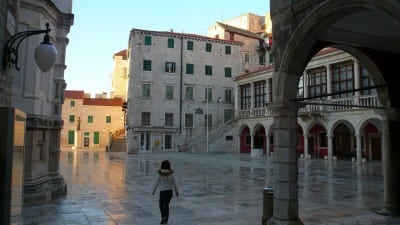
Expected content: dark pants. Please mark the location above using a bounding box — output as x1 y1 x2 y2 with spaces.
159 190 173 222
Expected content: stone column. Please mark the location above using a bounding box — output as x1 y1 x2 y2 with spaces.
303 134 309 159
326 65 332 100
266 79 270 104
354 59 360 97
266 134 270 156
251 134 254 152
356 134 362 164
327 135 333 161
378 109 400 216
268 101 303 225
250 83 254 116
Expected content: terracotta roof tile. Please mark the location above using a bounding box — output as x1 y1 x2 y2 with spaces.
64 90 85 99
234 65 274 81
83 98 124 106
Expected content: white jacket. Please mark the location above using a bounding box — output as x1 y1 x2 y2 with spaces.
152 169 179 195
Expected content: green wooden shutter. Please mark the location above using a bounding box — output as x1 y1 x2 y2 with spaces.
94 131 99 144
68 131 75 144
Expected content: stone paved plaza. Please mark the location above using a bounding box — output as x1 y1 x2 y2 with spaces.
13 150 400 225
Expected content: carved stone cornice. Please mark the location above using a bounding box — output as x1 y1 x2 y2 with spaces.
26 115 64 129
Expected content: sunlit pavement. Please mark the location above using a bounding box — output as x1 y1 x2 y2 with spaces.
14 149 400 225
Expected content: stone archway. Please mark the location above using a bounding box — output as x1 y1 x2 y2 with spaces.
270 1 400 224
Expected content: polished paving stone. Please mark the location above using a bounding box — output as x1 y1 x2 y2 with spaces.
13 150 400 225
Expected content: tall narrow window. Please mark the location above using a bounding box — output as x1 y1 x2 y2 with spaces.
186 63 194 74
225 89 232 103
88 115 93 123
205 65 212 76
225 45 231 55
331 61 354 98
205 87 212 102
254 81 266 108
69 115 75 123
268 78 273 102
298 75 304 98
106 116 111 123
187 41 193 50
204 114 212 128
142 84 151 97
259 55 265 66
205 43 212 52
185 113 193 127
143 59 152 71
68 131 75 144
186 86 194 100
168 38 174 48
165 113 174 127
224 67 232 78
166 85 174 99
70 100 75 107
93 131 99 144
141 112 150 126
307 67 327 98
240 84 251 109
244 52 250 63
144 35 152 45
360 65 376 95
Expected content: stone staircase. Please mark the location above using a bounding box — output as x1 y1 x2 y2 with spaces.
186 119 236 153
108 128 126 152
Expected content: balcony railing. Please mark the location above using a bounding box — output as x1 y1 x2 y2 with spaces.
237 95 381 119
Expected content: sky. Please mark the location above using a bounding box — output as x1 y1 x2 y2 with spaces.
65 0 270 96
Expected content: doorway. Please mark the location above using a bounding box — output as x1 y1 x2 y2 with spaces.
140 132 150 152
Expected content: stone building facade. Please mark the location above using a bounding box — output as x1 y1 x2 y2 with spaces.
111 49 128 100
0 0 74 204
61 90 125 150
125 29 243 153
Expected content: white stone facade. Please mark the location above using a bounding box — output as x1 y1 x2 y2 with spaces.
61 90 125 150
126 29 243 153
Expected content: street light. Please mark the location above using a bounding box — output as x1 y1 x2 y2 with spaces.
3 23 57 72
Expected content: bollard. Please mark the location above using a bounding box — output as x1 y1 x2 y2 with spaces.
262 187 274 225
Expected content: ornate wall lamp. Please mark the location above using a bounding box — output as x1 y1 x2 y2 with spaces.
2 23 57 72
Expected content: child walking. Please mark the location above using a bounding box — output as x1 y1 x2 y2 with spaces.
152 160 179 224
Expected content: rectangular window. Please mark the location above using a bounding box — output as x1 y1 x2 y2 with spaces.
93 131 99 144
268 78 273 102
144 35 152 45
205 43 212 52
168 38 174 48
224 67 232 78
298 75 304 98
307 67 327 98
142 84 151 97
254 80 266 108
187 41 193 50
69 115 75 123
186 63 194 74
225 45 231 55
204 114 212 128
186 86 194 100
165 62 176 73
185 113 193 127
70 100 75 107
106 116 111 123
141 112 150 126
225 89 232 103
166 85 174 99
244 52 250 63
240 84 251 110
68 130 75 144
331 61 354 98
269 53 274 64
259 55 265 66
205 87 212 102
165 113 174 127
88 115 93 123
360 65 376 95
205 65 212 76
143 59 152 71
